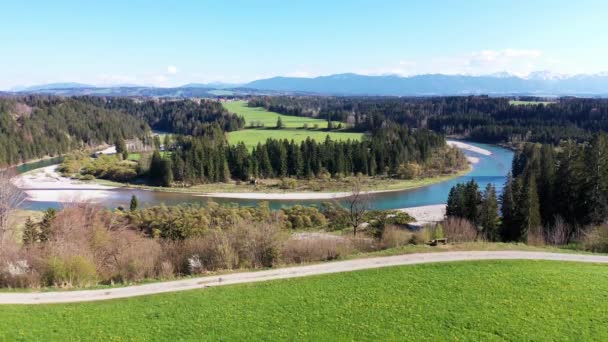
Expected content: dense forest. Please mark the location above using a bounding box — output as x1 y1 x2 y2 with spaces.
249 96 608 144
446 133 608 247
158 123 466 186
0 96 149 166
85 97 245 135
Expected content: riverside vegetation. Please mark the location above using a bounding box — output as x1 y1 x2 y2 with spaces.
58 120 468 191
444 132 608 252
1 195 427 288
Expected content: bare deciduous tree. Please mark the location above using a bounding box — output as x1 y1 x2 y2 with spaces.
346 179 370 236
0 170 25 247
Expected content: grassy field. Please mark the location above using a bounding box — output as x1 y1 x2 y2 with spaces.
227 128 363 149
1 260 606 340
224 101 363 149
224 101 339 128
509 100 556 106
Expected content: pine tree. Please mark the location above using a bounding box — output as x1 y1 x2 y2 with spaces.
479 184 499 240
464 179 480 224
276 117 284 129
129 195 139 211
39 208 57 242
161 158 173 187
538 144 556 227
585 133 608 224
446 184 466 218
22 217 39 245
115 136 127 159
500 174 518 241
149 149 163 183
555 140 584 226
518 174 542 243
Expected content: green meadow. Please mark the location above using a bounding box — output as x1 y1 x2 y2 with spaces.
227 128 363 149
509 100 556 106
1 260 606 340
223 101 363 149
223 100 339 128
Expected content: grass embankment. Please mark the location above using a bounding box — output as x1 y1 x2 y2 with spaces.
1 260 606 340
223 101 363 149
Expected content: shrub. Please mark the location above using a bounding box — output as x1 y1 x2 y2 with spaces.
281 205 327 230
580 225 608 253
427 224 445 240
546 216 571 246
442 217 478 243
320 202 350 231
396 162 421 179
381 225 413 248
409 229 428 245
44 255 97 288
347 235 378 252
279 178 297 190
282 235 353 263
106 230 161 283
0 241 42 288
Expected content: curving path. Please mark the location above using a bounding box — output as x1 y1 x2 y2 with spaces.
2 251 607 304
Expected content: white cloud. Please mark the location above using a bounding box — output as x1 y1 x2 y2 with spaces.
362 49 551 77
167 65 178 74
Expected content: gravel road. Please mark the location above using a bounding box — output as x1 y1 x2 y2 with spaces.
1 251 607 304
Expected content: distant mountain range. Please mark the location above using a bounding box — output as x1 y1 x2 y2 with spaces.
244 73 608 96
6 72 608 97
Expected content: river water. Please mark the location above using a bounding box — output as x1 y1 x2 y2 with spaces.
18 141 513 211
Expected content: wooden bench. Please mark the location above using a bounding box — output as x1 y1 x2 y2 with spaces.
428 238 448 246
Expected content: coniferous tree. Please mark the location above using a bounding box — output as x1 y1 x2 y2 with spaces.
479 183 499 240
39 208 57 242
161 158 173 187
149 150 163 183
446 184 466 218
555 140 585 226
500 174 518 241
129 195 139 211
518 175 542 242
584 132 608 224
538 144 556 226
22 217 39 245
115 136 128 160
464 179 481 224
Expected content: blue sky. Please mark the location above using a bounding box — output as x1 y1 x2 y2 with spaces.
1 0 606 89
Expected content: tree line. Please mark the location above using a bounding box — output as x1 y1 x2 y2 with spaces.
84 96 245 135
446 132 608 245
0 96 149 167
248 96 608 144
150 124 466 185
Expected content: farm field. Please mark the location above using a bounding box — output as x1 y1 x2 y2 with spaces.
1 260 606 340
223 100 363 149
227 128 363 149
223 100 340 128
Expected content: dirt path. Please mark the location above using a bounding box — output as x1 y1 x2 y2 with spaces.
1 251 607 304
